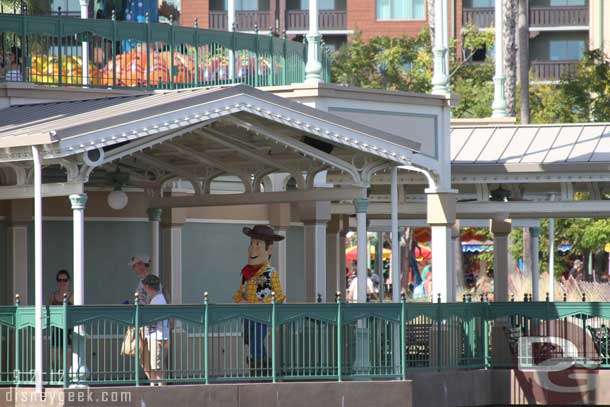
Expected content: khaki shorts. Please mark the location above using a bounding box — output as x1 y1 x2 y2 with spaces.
149 339 166 370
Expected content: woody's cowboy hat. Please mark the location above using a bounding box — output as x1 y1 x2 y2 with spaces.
243 225 285 242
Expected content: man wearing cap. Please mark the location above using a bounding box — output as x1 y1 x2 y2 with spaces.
129 255 156 305
569 259 584 281
233 225 285 374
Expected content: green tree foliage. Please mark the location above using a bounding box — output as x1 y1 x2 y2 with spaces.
331 26 495 117
529 50 610 124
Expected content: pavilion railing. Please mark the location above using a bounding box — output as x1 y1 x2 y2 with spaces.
1 297 610 387
0 11 329 89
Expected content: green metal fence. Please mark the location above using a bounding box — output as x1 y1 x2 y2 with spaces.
2 297 610 387
0 12 330 89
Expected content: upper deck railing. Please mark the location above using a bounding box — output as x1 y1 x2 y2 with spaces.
0 12 331 89
1 297 609 387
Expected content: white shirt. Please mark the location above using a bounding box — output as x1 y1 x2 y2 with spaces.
347 277 375 303
148 293 169 340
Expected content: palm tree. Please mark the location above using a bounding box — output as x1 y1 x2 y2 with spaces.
503 0 517 116
518 0 530 124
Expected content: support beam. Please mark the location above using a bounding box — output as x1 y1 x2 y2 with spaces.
148 208 162 276
199 129 305 186
269 201 290 298
491 217 512 302
225 117 362 182
326 215 342 302
354 198 368 303
332 200 610 219
69 193 88 385
150 187 366 208
427 191 457 303
530 226 540 301
162 209 186 304
32 146 43 393
300 201 330 302
0 182 84 200
390 167 400 303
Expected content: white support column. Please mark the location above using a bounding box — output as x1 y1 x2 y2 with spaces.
431 0 449 95
304 222 327 302
492 0 508 118
69 194 87 305
7 223 28 304
147 208 162 276
530 226 540 301
338 216 348 298
391 167 400 303
427 191 457 303
79 0 89 86
228 0 235 79
491 218 511 302
32 146 43 393
162 226 182 304
375 232 384 302
326 215 344 302
354 198 368 303
69 193 88 386
161 209 185 304
300 200 330 302
548 218 555 301
273 228 288 294
304 0 322 83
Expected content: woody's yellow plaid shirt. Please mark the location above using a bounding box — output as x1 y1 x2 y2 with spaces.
233 263 286 304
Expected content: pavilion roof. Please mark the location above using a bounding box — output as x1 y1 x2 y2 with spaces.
451 123 610 165
0 84 420 163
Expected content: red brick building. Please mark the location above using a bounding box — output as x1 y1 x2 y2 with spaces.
179 0 593 82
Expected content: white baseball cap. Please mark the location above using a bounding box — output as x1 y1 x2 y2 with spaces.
128 255 150 267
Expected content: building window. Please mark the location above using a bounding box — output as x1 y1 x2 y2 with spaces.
376 0 425 20
549 0 586 6
549 39 585 60
295 0 339 10
467 0 494 7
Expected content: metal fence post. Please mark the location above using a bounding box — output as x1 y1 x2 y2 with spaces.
400 292 406 381
254 25 259 87
62 294 69 388
169 15 175 89
145 12 151 90
57 7 63 86
194 18 199 87
112 10 117 88
282 31 287 85
269 29 274 86
134 292 140 386
336 291 342 382
204 291 209 384
436 293 441 371
20 5 27 83
14 294 20 387
271 291 277 383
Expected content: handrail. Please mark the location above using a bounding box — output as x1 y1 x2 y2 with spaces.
0 12 328 88
2 300 610 387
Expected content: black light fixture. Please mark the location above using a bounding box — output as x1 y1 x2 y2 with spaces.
302 136 334 154
489 184 511 202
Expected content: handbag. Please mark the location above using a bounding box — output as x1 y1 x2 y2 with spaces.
121 327 146 356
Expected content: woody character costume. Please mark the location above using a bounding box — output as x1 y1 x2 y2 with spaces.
233 225 285 374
